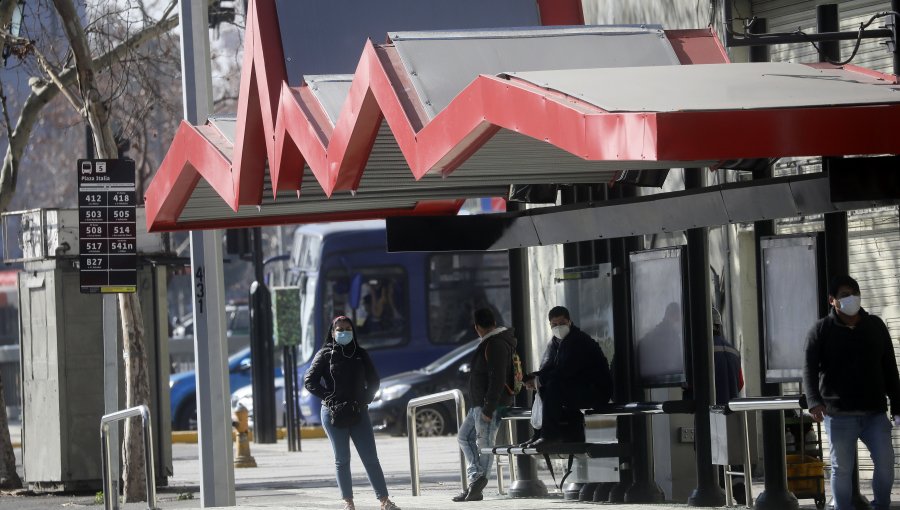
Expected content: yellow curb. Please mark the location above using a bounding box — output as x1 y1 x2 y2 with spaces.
172 426 325 444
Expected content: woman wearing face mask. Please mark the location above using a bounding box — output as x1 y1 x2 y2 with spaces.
304 316 400 510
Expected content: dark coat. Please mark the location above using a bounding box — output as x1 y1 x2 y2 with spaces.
803 308 900 416
534 325 613 409
304 331 380 408
468 327 517 418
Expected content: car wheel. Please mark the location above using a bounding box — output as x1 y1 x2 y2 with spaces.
415 406 447 437
174 398 198 431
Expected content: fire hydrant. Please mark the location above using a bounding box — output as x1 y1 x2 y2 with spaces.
233 403 257 468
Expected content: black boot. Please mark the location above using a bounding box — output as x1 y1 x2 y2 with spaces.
465 475 488 501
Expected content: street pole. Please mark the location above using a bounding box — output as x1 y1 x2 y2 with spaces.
179 0 235 506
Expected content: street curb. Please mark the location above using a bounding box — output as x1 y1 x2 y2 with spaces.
172 426 326 444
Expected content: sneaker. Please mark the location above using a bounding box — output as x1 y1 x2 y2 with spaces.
342 499 355 510
380 497 401 510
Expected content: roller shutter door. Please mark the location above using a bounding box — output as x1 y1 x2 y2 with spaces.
751 0 893 72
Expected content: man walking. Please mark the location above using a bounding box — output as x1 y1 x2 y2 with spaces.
453 308 516 502
803 275 900 510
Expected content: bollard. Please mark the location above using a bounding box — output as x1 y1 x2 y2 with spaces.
233 403 257 468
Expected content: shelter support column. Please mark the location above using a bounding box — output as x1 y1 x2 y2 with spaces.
507 201 548 499
752 164 797 510
685 170 725 507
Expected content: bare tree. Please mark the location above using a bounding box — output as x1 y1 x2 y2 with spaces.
0 0 179 501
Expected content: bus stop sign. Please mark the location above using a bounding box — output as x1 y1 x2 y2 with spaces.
78 159 136 294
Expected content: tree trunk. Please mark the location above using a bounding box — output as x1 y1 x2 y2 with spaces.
0 373 21 489
120 293 149 502
51 0 152 502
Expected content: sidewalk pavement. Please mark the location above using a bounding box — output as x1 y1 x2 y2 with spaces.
3 420 900 510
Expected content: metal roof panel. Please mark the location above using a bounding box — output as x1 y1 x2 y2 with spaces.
507 62 900 112
391 26 681 118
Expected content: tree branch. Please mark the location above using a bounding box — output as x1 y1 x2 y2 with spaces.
0 7 178 211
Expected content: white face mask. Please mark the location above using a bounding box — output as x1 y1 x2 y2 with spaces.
837 295 861 316
552 324 570 339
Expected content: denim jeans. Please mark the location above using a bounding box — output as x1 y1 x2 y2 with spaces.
824 413 894 510
320 405 389 500
456 406 502 484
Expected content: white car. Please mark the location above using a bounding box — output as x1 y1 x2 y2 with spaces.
231 377 286 428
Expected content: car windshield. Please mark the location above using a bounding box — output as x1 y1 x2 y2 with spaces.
422 339 479 374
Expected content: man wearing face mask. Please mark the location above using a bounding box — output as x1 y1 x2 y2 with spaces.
523 306 613 446
803 275 900 510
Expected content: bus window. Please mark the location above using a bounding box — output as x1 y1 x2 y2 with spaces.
427 253 511 345
323 267 408 350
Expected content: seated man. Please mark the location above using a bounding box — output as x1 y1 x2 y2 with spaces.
523 306 613 446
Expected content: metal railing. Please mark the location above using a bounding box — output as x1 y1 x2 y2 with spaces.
407 389 466 496
100 405 157 510
727 395 806 413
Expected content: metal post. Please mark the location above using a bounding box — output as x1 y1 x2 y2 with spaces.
407 390 466 496
611 184 663 504
100 405 158 510
250 227 276 443
506 200 548 498
818 7 867 509
892 1 900 76
684 169 724 507
752 169 797 509
102 295 119 501
180 0 235 504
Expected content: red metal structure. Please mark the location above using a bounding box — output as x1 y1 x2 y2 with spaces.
145 0 900 232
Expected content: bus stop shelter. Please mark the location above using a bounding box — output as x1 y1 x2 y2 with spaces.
146 0 900 507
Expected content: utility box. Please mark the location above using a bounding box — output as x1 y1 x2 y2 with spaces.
9 208 173 492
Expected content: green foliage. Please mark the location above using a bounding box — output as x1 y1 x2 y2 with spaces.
94 491 104 504
177 492 194 500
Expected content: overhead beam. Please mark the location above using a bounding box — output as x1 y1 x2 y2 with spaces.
387 159 900 252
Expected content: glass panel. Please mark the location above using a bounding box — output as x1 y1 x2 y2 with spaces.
630 247 686 387
552 264 614 361
762 235 820 382
427 252 511 345
323 267 408 350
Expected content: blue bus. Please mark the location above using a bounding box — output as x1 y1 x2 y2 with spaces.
287 220 511 425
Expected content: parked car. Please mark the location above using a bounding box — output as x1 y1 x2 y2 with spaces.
366 338 479 437
231 378 286 428
170 346 282 430
168 303 251 372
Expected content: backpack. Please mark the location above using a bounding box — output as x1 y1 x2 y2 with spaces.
485 348 524 396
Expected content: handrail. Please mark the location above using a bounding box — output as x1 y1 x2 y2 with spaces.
100 405 157 510
407 389 466 496
586 399 696 416
727 395 807 413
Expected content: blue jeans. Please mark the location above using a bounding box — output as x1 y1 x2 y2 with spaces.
320 405 389 500
456 406 502 484
824 413 894 510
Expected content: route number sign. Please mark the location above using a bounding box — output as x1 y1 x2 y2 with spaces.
78 159 137 293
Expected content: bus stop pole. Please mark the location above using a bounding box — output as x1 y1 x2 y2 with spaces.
180 0 236 505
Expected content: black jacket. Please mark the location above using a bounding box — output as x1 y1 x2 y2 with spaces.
468 327 517 418
534 325 613 409
803 309 900 416
304 338 380 408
